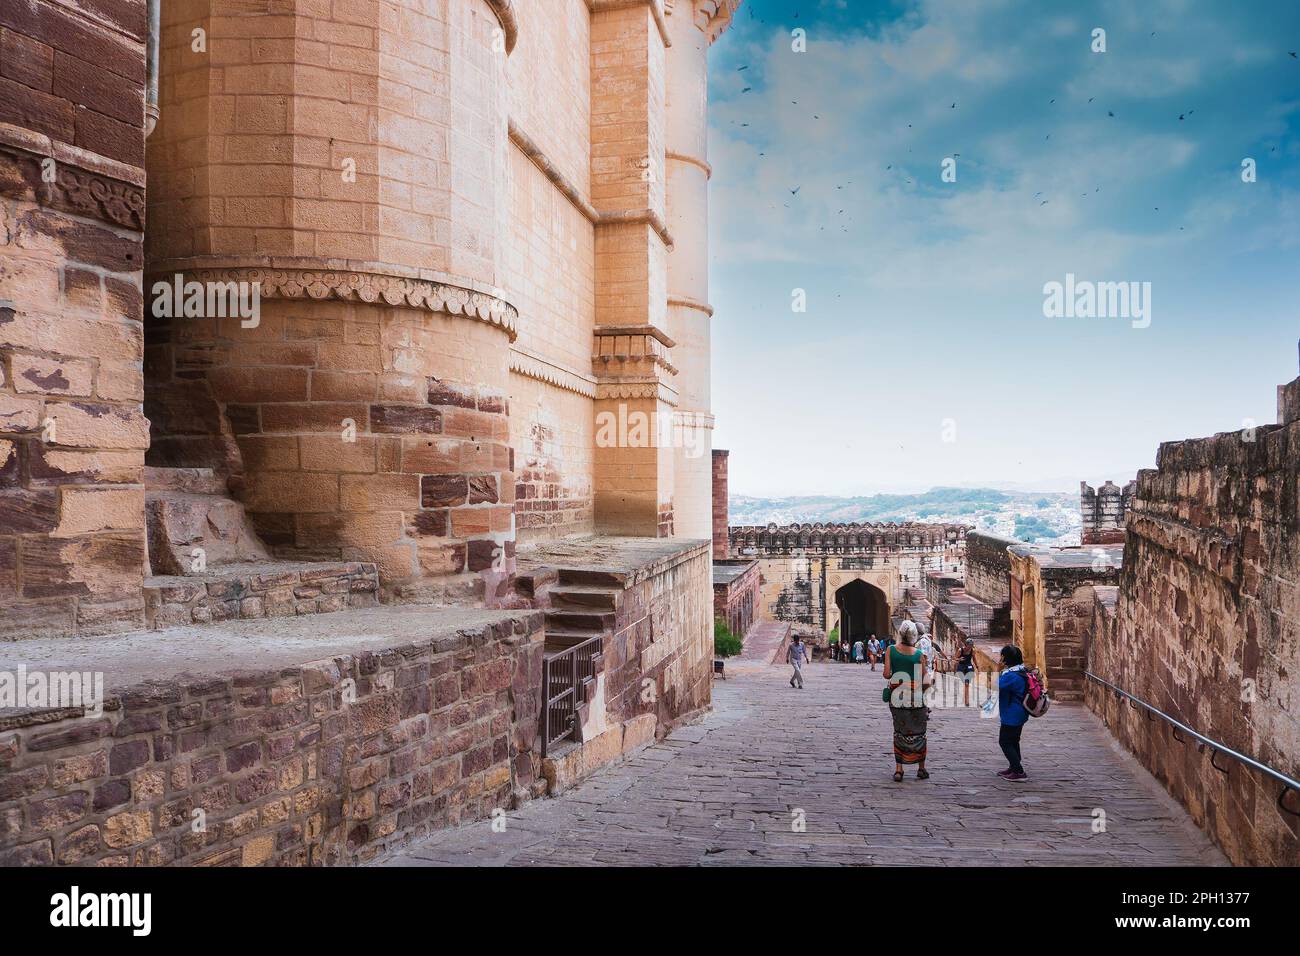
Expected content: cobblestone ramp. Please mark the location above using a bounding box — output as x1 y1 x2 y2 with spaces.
379 659 1225 867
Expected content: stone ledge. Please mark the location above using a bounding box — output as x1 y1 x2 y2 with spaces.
517 536 710 592
0 605 546 866
0 124 146 231
0 605 543 708
541 711 658 795
143 561 381 630
144 259 519 341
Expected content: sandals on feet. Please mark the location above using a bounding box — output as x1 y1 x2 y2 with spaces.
917 769 930 780
892 770 904 782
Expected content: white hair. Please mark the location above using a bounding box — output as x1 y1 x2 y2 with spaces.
897 620 918 645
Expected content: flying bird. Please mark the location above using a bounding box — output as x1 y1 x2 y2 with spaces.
790 186 801 195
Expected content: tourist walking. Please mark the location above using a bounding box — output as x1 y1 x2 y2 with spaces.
955 639 976 706
788 633 808 689
916 624 933 667
839 638 850 663
997 645 1029 781
883 621 929 781
866 634 881 671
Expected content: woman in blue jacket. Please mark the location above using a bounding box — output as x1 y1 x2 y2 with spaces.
997 645 1029 781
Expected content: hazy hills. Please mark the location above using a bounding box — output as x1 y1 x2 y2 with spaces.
729 486 1081 545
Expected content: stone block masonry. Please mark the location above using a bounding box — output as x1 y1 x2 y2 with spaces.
1081 479 1135 545
1086 372 1300 866
711 448 729 559
713 558 759 639
963 530 1016 625
520 537 714 737
0 0 150 641
142 560 380 632
1008 544 1122 701
730 522 969 634
0 607 545 866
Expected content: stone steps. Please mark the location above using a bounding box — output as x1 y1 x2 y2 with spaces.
557 567 627 589
142 467 389 630
548 585 621 612
144 560 380 629
543 629 604 653
144 466 269 575
544 608 615 633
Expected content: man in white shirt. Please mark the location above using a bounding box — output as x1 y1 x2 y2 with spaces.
917 631 933 668
787 634 808 689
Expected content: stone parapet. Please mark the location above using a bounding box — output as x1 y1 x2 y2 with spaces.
0 606 544 866
1086 383 1300 865
143 561 380 630
0 0 150 642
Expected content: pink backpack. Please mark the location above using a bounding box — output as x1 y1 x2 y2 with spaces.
1023 668 1050 717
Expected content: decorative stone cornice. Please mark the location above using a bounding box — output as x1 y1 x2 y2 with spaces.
0 121 145 231
667 295 713 317
595 324 675 348
145 260 518 341
693 0 741 43
509 119 598 221
509 346 598 399
729 521 971 554
486 0 519 54
596 381 679 406
734 521 970 535
509 119 674 250
673 409 715 429
664 0 741 43
666 151 712 179
597 208 674 250
593 324 678 376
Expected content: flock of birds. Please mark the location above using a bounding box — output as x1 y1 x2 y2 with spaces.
723 10 1298 236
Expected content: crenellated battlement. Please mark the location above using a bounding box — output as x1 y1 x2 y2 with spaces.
728 521 970 555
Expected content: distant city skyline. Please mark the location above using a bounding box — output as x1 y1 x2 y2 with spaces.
707 0 1300 497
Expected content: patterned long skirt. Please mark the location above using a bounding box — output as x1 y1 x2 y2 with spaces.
891 704 929 765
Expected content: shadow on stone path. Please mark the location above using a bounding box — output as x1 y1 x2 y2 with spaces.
377 660 1226 866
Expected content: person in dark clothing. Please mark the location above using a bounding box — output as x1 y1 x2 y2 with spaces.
997 645 1029 781
955 639 976 706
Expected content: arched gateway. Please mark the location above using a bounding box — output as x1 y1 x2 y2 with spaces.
723 520 969 636
833 578 890 643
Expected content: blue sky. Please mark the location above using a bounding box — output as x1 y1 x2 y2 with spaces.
706 0 1300 496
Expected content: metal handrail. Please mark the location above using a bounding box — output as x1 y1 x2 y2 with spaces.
1085 671 1300 816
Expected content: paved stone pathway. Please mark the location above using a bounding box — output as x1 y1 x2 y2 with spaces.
379 659 1225 866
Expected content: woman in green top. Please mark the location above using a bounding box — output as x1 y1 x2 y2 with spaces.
883 620 930 782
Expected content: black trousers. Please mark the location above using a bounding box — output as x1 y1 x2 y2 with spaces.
999 723 1024 773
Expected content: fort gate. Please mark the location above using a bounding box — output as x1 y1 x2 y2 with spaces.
725 523 968 635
